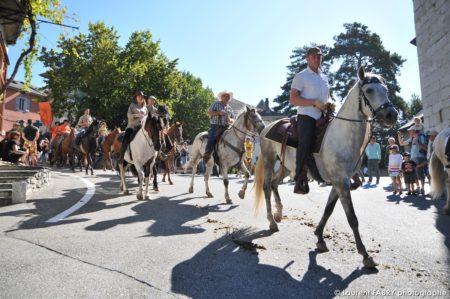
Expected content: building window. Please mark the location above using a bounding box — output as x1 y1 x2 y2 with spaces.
16 96 30 112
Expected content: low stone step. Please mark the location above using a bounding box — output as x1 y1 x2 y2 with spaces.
0 197 12 206
0 183 13 190
0 170 41 177
0 177 29 183
0 189 12 198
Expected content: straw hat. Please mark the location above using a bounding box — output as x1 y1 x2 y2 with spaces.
217 90 233 100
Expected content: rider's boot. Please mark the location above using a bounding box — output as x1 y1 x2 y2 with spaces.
294 165 309 195
117 140 129 164
350 174 362 190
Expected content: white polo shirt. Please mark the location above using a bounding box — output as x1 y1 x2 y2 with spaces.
291 66 329 120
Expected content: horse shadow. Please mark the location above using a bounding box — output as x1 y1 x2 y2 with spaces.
171 228 377 299
434 195 450 268
85 195 237 236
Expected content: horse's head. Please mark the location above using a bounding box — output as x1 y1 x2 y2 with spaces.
87 118 100 136
242 106 265 135
357 67 398 128
144 115 164 151
169 121 183 143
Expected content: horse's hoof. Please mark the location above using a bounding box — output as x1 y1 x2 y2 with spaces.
269 223 279 232
363 256 378 268
188 187 193 193
238 190 245 199
226 199 233 204
144 195 150 200
206 192 213 198
137 194 143 201
162 179 166 182
123 190 129 195
316 242 329 253
274 213 282 223
153 187 159 192
169 182 173 185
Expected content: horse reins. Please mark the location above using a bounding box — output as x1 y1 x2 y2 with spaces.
333 76 394 123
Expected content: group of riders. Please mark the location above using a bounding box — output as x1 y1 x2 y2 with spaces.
0 91 174 169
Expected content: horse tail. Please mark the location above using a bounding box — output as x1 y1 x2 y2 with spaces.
430 151 445 199
253 151 265 213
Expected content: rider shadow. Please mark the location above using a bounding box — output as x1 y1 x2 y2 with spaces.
171 228 376 299
85 196 237 236
385 194 435 211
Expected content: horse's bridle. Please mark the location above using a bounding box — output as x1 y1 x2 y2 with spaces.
230 111 261 141
334 76 394 123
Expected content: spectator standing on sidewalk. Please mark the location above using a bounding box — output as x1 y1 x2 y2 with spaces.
365 136 381 184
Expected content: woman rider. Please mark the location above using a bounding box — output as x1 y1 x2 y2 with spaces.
118 91 148 163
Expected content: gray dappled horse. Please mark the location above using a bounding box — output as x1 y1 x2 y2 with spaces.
254 67 398 268
429 127 450 215
188 107 265 204
118 115 163 201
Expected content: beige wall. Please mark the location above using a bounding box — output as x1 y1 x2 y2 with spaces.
413 0 450 132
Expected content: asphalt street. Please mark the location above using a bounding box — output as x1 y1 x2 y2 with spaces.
1 168 449 298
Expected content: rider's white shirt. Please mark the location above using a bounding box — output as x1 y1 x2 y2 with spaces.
291 66 329 120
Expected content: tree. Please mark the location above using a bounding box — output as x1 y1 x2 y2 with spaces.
1 0 69 95
171 72 214 142
273 23 408 119
403 93 422 120
40 22 213 138
272 44 332 116
329 23 406 114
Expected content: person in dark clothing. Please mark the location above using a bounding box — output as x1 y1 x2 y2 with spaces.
22 119 40 166
5 131 27 164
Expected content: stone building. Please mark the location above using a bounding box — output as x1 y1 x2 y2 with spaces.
412 0 450 131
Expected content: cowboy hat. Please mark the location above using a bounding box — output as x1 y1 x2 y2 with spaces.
217 90 233 100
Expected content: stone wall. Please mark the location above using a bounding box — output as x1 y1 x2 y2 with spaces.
413 0 450 131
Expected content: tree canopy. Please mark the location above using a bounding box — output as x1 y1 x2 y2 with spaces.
40 22 214 139
273 22 408 118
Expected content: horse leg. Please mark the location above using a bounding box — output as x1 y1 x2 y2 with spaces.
188 158 199 193
135 165 144 201
152 164 159 191
336 183 377 268
167 158 173 185
238 162 250 199
204 161 214 198
271 166 288 223
118 163 128 194
221 168 232 204
144 165 151 200
262 164 278 232
314 187 339 253
444 170 450 215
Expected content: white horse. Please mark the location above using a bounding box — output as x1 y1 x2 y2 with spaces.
188 107 265 204
254 67 398 268
118 115 164 200
429 127 450 214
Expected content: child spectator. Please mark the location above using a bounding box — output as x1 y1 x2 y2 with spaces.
412 117 424 132
401 152 417 195
388 144 403 195
179 142 189 174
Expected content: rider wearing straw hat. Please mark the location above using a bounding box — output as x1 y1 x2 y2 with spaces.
203 90 235 164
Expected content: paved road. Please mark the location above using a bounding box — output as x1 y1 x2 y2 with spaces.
1 169 449 298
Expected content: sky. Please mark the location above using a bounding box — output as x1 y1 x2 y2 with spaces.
7 0 421 108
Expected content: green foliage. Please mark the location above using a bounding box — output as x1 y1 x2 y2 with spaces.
403 93 423 120
39 22 212 139
272 44 332 116
273 22 408 120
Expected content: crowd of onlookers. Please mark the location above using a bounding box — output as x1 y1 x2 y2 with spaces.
364 117 438 196
0 119 49 166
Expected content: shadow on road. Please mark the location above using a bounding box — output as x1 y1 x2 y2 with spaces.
85 195 237 236
171 228 377 299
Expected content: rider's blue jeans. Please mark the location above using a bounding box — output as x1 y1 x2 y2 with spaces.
204 124 226 156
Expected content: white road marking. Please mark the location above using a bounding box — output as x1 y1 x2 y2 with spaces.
46 173 95 223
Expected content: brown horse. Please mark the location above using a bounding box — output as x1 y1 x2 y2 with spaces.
160 122 183 185
51 129 76 169
100 127 121 171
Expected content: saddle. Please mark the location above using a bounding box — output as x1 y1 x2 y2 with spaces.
266 106 335 182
